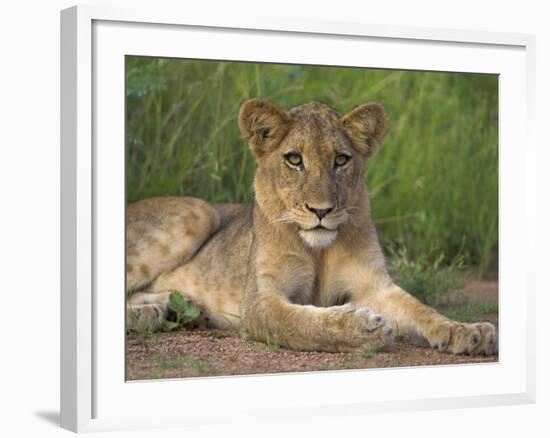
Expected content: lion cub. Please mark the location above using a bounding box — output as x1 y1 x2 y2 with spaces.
127 98 497 355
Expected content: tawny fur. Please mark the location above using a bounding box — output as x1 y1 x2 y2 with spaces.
126 98 497 355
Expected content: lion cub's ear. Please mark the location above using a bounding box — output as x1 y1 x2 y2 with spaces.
239 98 291 158
340 102 387 157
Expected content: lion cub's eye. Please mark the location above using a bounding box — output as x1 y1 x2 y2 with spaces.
285 152 303 167
334 154 350 167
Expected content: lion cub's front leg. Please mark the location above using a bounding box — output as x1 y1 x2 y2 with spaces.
356 284 498 356
240 232 394 352
242 294 394 352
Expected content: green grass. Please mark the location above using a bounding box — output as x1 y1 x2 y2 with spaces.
126 310 159 348
387 245 498 321
394 334 405 343
265 332 281 353
388 246 465 305
439 299 499 323
157 354 217 376
361 346 379 360
126 57 498 275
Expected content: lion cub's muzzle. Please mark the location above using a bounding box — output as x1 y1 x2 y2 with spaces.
293 205 350 249
301 204 347 231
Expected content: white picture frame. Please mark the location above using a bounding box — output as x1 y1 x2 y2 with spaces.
60 4 536 433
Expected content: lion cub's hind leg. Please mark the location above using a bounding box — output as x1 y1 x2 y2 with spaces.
126 197 220 331
127 292 172 328
126 196 220 291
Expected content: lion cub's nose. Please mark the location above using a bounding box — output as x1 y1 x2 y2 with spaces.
305 203 333 219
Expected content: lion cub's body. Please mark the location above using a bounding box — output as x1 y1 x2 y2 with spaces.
127 100 497 355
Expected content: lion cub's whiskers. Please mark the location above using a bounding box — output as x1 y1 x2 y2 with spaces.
345 206 361 213
274 212 295 224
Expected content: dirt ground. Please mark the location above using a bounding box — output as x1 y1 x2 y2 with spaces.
126 277 498 380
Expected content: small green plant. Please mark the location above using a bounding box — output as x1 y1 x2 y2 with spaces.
161 292 200 332
126 310 159 347
265 332 281 353
388 246 465 305
361 346 379 360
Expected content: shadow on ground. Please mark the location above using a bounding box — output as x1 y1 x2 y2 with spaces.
34 411 60 427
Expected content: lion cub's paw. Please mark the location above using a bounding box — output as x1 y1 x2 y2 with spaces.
354 307 392 335
325 305 394 350
345 308 395 349
427 321 497 355
127 304 165 328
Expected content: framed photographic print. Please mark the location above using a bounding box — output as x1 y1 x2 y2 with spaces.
60 4 536 433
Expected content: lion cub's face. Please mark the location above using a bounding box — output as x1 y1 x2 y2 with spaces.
239 99 387 249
